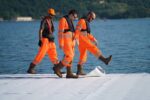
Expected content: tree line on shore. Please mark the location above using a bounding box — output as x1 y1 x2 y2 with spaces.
0 0 150 20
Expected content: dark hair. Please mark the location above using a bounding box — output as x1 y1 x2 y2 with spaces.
68 9 77 15
87 11 93 16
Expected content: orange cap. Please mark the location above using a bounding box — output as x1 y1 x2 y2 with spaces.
48 8 56 16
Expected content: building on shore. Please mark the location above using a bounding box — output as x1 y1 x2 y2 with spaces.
0 17 3 21
15 17 33 21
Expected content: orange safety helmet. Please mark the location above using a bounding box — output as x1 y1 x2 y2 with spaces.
48 8 56 16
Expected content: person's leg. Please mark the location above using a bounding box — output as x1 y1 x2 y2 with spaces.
63 47 78 78
47 42 63 78
27 38 49 74
77 44 87 75
47 42 59 64
61 39 78 78
86 41 112 65
61 47 74 67
66 66 78 78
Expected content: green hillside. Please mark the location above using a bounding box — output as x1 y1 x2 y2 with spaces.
0 0 150 20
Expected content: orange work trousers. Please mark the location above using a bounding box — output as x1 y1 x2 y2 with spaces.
78 35 102 65
32 38 59 65
61 34 75 67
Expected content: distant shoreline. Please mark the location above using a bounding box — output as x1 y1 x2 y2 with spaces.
0 17 150 22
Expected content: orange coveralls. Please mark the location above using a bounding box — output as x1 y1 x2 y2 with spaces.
75 19 102 65
58 17 75 67
32 18 59 65
32 38 59 65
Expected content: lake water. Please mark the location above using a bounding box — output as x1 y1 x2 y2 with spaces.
0 18 150 74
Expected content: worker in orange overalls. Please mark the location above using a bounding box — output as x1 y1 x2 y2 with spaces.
27 8 60 75
53 10 78 78
74 11 112 75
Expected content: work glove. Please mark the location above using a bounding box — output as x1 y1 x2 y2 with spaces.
59 45 63 49
38 40 42 47
94 39 98 46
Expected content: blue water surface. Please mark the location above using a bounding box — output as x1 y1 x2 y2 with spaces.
0 18 150 74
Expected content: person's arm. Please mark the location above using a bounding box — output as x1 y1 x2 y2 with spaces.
88 34 98 46
39 29 43 41
58 18 65 49
38 19 45 46
74 19 84 46
87 33 95 41
74 19 83 40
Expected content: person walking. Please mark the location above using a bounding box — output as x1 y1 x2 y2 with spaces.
53 10 78 78
74 11 112 75
27 8 60 74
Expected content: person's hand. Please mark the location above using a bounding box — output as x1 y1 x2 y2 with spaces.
38 40 42 47
75 39 79 46
72 36 75 41
94 39 98 46
59 45 63 49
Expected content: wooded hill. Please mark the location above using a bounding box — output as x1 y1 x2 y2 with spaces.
0 0 150 20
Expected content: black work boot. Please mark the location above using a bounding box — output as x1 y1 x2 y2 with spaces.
66 67 78 78
77 64 86 75
53 62 64 78
27 63 36 74
99 55 112 65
